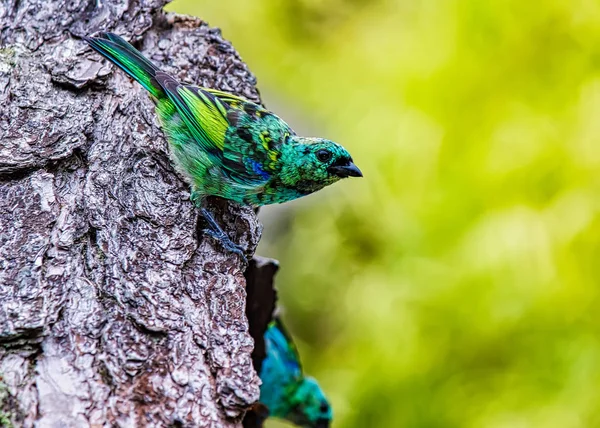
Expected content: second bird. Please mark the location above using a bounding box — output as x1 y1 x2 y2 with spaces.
85 33 362 259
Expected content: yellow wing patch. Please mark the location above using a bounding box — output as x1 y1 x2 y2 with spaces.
178 87 228 150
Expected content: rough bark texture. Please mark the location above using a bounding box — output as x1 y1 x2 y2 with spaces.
0 1 278 426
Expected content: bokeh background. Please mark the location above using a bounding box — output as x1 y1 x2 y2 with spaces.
168 1 600 427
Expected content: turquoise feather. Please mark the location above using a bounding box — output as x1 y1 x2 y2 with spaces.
259 318 332 428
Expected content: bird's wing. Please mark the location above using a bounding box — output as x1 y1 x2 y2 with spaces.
205 88 252 110
155 73 280 187
155 72 229 154
209 89 291 186
260 317 307 418
266 317 304 382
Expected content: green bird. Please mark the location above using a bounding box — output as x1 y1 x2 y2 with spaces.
85 33 362 260
258 317 332 428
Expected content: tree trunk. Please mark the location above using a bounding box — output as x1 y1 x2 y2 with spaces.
0 1 277 426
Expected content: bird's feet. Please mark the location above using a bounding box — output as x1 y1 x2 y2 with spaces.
203 228 248 264
200 208 248 264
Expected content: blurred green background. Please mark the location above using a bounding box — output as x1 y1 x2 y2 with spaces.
168 1 600 427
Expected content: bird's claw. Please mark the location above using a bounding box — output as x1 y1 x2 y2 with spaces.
203 228 248 264
200 207 248 264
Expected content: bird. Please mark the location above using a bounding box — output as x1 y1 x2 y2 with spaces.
258 317 332 428
84 33 362 262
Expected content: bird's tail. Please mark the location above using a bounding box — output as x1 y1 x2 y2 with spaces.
85 32 164 98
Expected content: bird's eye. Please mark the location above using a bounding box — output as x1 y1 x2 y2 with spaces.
316 150 332 162
319 402 329 413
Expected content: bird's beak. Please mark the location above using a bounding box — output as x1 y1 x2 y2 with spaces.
328 162 363 178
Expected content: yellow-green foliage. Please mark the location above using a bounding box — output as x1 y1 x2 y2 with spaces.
169 1 600 427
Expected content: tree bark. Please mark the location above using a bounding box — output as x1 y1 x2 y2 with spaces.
0 1 277 426
242 257 278 428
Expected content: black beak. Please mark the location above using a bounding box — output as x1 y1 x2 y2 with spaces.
328 161 363 178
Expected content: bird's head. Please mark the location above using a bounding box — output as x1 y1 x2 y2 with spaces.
279 137 362 194
285 377 333 428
